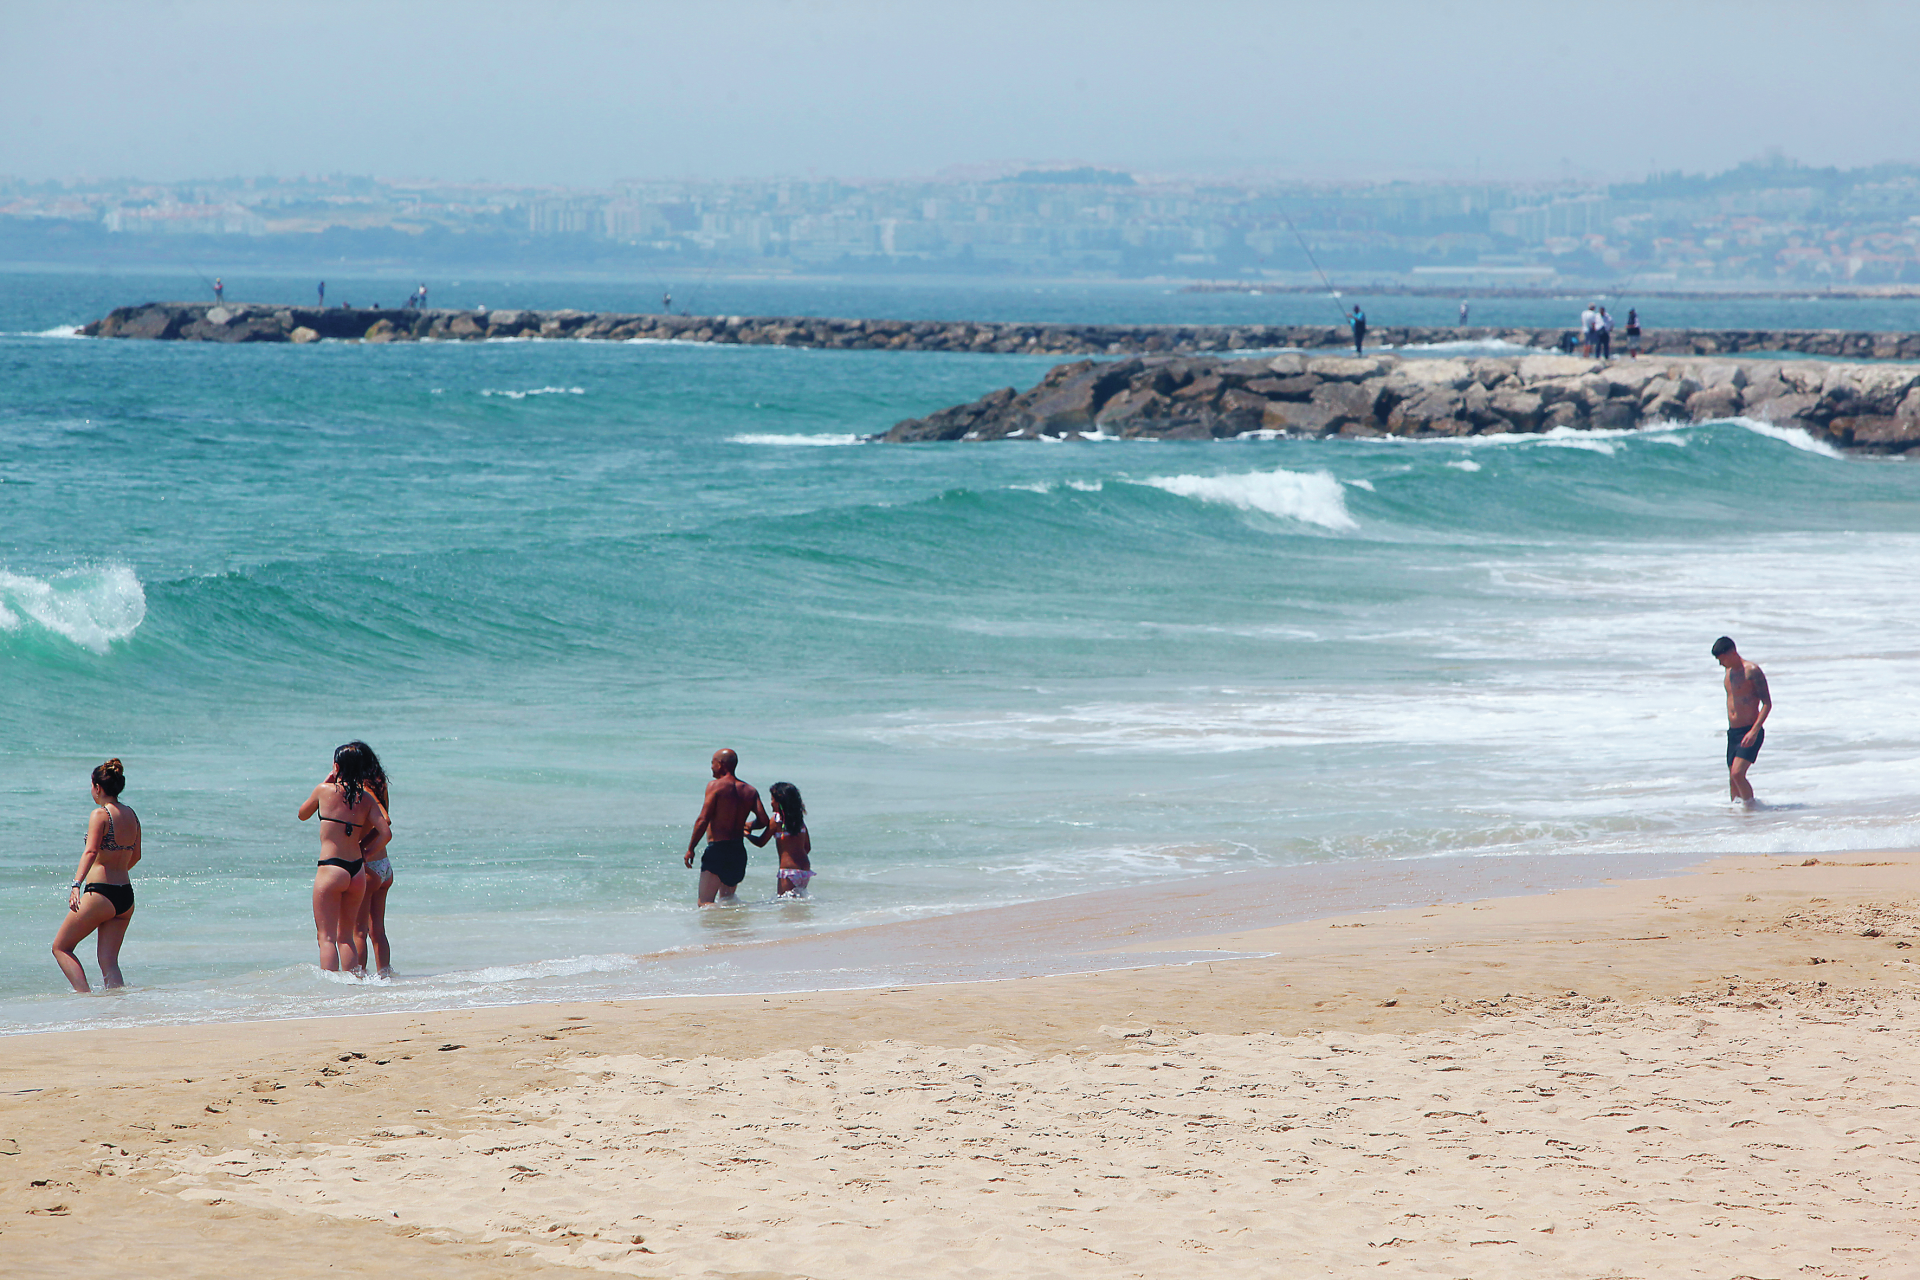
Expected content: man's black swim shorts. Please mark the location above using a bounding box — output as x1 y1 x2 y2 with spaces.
700 837 749 887
1727 725 1764 767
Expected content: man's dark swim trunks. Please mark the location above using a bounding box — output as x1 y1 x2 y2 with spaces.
1727 725 1764 767
700 837 748 887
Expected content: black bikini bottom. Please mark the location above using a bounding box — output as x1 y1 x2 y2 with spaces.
84 882 135 914
317 857 365 876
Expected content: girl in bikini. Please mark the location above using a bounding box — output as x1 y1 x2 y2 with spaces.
351 747 396 979
298 742 389 974
748 781 814 898
52 759 142 992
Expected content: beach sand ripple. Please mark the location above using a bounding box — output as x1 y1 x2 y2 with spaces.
154 994 1920 1278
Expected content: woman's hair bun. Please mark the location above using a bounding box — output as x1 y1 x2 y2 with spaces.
92 758 126 796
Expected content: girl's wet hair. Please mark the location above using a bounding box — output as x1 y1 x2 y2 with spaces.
769 781 805 832
333 741 384 808
92 758 126 798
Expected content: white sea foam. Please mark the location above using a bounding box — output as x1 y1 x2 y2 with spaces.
449 953 647 985
1385 338 1539 356
0 564 146 653
727 433 863 447
478 386 585 399
1138 467 1358 531
1726 415 1844 458
1444 458 1482 472
1542 435 1618 455
1366 417 1840 459
1007 479 1107 496
14 324 83 339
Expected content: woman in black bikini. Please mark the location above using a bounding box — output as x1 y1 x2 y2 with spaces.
53 758 141 992
298 742 389 973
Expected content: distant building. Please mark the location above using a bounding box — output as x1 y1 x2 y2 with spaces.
103 203 267 236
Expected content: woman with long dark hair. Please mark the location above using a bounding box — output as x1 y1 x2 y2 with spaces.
52 758 142 991
298 741 389 973
352 749 396 978
748 781 814 898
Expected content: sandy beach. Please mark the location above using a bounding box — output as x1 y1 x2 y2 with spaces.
5 853 1919 1278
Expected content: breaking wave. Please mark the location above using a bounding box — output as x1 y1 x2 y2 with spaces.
0 564 147 653
1138 467 1359 531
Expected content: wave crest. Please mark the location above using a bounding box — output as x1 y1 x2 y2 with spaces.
728 433 864 447
478 386 585 399
0 564 147 653
1139 467 1358 531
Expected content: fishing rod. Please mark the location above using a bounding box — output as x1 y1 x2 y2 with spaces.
175 258 217 299
641 261 676 315
1280 209 1355 326
682 259 720 318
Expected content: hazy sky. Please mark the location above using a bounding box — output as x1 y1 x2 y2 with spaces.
5 0 1917 186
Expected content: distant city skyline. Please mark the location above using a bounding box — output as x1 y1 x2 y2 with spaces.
3 1 1916 187
10 158 1920 287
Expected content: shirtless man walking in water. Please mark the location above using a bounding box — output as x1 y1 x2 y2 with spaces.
1713 636 1771 808
685 748 769 906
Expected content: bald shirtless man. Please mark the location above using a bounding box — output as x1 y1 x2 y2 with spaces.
685 748 769 906
1712 636 1771 808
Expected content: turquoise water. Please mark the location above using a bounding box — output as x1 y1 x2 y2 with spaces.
6 271 1920 1034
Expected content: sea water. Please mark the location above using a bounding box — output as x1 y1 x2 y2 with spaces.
5 270 1920 1036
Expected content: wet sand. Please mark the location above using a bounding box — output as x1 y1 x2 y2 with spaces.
4 853 1918 1278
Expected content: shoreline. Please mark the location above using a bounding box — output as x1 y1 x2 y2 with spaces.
0 845 1712 1041
5 851 1918 1277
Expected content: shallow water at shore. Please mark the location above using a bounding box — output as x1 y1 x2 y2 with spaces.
6 271 1920 1036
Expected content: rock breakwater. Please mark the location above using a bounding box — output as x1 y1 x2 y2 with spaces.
882 352 1920 452
77 301 1920 361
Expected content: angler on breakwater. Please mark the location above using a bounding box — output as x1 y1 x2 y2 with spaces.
76 301 1920 362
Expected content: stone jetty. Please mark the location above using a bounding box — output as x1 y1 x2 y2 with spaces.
76 301 1920 362
881 352 1920 453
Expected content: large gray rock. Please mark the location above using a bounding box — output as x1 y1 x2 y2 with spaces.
1687 386 1744 422
1488 388 1544 432
1387 386 1468 436
1261 399 1346 435
1305 355 1387 382
1589 399 1639 432
1746 390 1820 426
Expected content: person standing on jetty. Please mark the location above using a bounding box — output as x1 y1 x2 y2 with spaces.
1579 303 1597 357
1458 299 1470 326
685 748 769 907
213 277 224 304
317 281 325 308
1713 636 1771 808
1347 305 1367 355
1625 307 1642 358
1596 306 1614 360
51 759 141 992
